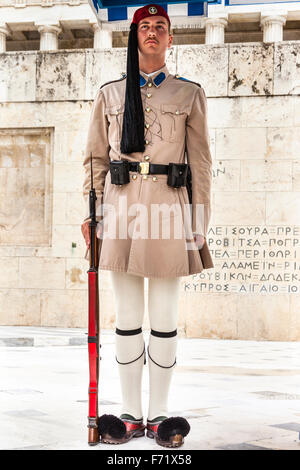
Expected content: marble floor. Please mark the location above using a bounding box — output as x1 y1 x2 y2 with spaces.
0 326 300 450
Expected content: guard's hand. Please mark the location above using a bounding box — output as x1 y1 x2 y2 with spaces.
81 220 91 249
81 221 104 249
193 234 206 249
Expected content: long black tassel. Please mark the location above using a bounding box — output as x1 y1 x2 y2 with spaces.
120 23 145 155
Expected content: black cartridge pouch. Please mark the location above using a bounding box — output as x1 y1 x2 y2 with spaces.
110 160 130 185
167 163 188 188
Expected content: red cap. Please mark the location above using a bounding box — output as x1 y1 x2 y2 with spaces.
132 4 171 26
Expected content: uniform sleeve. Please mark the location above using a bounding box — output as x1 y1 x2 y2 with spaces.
82 89 110 223
185 86 212 238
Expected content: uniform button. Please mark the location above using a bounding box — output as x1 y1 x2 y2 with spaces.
132 174 137 180
146 107 151 113
145 140 149 145
152 176 157 182
144 155 150 161
175 110 180 115
147 93 152 98
143 175 148 180
145 123 150 129
147 82 153 88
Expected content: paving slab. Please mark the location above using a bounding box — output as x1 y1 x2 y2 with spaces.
0 327 300 450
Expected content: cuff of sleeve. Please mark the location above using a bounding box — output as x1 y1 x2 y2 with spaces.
191 202 211 238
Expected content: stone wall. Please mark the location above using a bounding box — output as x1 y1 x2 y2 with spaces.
0 42 300 340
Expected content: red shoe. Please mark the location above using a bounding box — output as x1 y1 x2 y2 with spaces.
147 416 190 448
98 414 145 444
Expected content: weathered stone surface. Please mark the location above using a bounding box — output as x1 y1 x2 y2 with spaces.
165 47 177 76
51 224 86 258
0 289 41 326
0 45 299 339
266 192 300 225
208 97 243 128
65 257 87 290
184 292 238 339
54 130 87 163
0 43 299 103
240 160 292 191
184 292 293 340
237 294 291 341
0 101 91 131
53 192 67 225
239 96 294 127
228 43 274 96
65 193 85 225
85 48 127 100
36 50 86 101
292 95 300 126
216 128 267 160
0 52 36 102
266 127 300 160
53 162 84 193
0 257 19 288
177 44 228 97
40 289 87 328
293 161 300 191
274 42 300 95
212 160 240 192
213 192 265 225
0 128 52 246
289 295 300 341
19 257 65 290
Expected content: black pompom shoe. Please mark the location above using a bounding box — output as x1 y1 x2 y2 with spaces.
98 414 145 444
147 416 190 448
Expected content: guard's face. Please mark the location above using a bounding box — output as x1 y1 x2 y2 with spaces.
137 15 173 57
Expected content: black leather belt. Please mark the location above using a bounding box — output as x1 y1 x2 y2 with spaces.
109 159 189 188
128 161 168 175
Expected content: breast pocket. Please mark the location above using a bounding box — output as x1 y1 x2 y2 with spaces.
160 104 188 143
105 104 125 143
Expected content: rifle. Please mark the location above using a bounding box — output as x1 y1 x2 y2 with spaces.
87 152 101 445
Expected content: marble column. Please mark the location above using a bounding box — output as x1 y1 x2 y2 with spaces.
0 25 10 53
92 22 113 49
205 18 228 45
37 24 62 51
260 15 286 42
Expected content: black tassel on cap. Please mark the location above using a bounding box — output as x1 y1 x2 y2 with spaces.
120 22 145 155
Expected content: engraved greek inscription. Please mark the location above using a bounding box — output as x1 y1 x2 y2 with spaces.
184 225 300 294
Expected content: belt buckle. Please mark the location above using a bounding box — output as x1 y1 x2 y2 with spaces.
139 162 149 175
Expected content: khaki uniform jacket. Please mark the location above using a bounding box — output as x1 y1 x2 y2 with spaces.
83 64 213 278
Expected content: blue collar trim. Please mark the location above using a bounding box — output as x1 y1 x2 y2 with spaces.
139 71 166 88
139 75 147 87
153 72 166 87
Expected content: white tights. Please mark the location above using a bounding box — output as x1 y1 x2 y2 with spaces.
109 271 181 421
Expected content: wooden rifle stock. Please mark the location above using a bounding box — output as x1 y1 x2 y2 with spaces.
87 153 101 445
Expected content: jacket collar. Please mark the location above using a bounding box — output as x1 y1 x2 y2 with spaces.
139 64 169 88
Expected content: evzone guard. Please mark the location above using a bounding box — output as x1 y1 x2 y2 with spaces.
82 3 213 447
